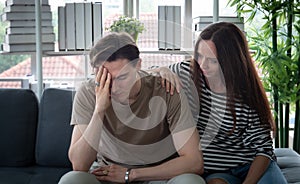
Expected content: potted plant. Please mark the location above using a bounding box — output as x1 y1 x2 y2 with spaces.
106 15 145 42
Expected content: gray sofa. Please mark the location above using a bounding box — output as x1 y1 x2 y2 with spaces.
0 88 74 184
275 148 300 184
0 88 299 184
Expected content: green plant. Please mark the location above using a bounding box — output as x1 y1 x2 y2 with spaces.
106 16 145 42
228 0 300 152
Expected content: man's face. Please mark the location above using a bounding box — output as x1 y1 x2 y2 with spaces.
101 59 139 104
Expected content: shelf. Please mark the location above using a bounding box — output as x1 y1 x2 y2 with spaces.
44 48 194 56
140 48 193 55
1 48 194 56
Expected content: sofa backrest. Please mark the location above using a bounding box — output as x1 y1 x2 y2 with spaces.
0 89 38 166
35 88 75 168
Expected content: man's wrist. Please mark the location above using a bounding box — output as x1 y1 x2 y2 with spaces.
125 168 132 184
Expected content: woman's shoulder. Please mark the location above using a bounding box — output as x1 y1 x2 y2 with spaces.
169 59 192 75
178 59 192 69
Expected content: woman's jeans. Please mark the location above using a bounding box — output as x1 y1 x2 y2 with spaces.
205 160 287 184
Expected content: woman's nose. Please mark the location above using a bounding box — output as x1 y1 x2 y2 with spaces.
200 58 208 69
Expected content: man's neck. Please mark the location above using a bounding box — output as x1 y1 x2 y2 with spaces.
127 73 142 104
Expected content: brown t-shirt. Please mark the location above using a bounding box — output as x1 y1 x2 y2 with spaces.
71 71 196 167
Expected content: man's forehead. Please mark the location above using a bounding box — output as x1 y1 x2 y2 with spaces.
97 60 131 77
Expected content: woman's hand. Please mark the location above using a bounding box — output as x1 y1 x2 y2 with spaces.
150 67 182 95
95 66 112 113
91 164 130 183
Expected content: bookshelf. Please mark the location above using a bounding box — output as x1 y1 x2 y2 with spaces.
44 48 193 57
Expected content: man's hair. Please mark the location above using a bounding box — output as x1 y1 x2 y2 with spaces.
89 32 140 67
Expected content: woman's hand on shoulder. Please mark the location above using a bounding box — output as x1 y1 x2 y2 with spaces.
149 67 182 95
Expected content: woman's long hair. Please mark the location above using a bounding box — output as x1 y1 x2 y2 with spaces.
192 22 275 133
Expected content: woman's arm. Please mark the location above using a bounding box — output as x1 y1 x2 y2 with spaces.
242 110 275 184
147 66 182 95
243 155 270 184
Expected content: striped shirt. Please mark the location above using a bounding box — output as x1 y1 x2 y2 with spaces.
170 60 275 173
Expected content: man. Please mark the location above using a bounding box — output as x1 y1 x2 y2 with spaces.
59 32 205 184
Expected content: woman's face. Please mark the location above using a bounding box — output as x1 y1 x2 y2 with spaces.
197 40 221 79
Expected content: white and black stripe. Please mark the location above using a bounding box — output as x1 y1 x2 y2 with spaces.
170 60 275 173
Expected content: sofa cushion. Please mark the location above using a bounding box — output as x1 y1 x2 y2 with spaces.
0 166 71 184
275 148 300 183
35 88 75 168
0 89 38 167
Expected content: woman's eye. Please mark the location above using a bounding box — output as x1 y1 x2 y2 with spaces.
210 59 218 64
198 55 203 60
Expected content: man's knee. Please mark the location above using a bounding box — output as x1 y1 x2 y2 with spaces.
58 171 99 184
169 173 206 184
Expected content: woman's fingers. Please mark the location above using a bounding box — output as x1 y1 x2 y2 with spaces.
162 73 181 95
174 75 182 93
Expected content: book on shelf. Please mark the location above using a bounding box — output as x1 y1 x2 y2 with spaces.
6 0 49 6
4 33 55 44
158 6 166 49
193 16 243 24
158 6 181 50
6 27 53 34
92 2 102 44
75 3 85 50
1 43 54 52
173 6 181 50
1 12 52 21
65 3 76 50
84 2 93 49
7 20 53 27
58 6 66 51
193 16 244 31
3 4 51 12
165 6 174 49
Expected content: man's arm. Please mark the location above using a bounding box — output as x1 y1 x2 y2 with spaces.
129 128 203 181
69 67 112 171
93 128 203 183
68 112 104 171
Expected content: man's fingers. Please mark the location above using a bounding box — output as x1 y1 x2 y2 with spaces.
104 73 111 89
96 66 103 83
99 68 108 88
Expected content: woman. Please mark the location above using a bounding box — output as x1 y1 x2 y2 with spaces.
156 22 287 184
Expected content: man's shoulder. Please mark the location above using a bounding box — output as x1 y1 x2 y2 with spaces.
75 78 95 98
140 70 182 101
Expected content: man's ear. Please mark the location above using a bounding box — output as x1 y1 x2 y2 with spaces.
136 58 142 70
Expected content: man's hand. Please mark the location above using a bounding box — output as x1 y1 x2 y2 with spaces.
91 164 130 183
95 66 112 112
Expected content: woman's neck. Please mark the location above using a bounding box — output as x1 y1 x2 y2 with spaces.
206 76 226 94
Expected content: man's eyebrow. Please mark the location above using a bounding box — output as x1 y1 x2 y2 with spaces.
115 72 129 79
